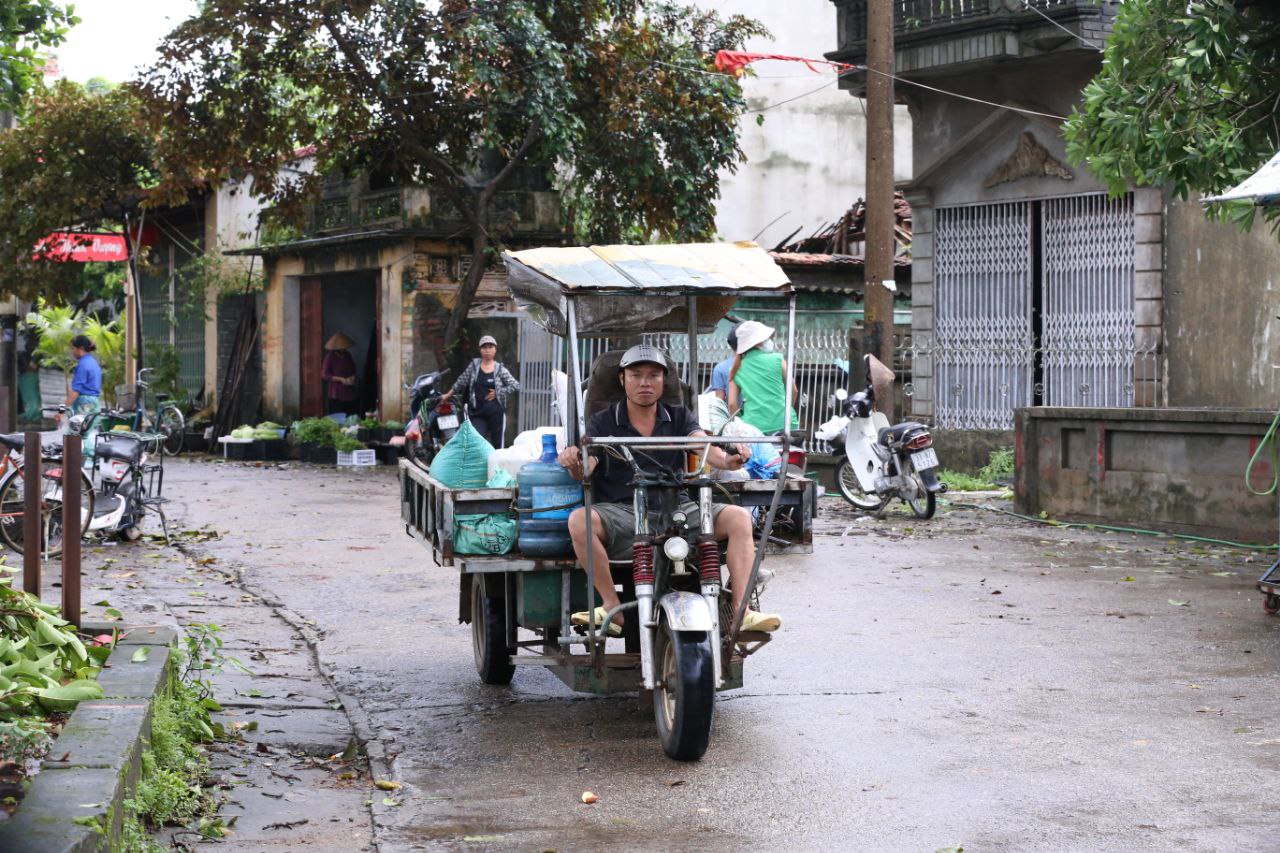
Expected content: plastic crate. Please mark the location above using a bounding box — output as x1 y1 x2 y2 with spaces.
337 449 377 467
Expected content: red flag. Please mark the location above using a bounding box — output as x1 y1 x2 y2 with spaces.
714 50 858 78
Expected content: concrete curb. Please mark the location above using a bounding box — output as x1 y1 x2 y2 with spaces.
0 624 178 853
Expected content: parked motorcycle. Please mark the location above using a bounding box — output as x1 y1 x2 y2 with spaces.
821 355 946 519
64 411 166 542
403 370 457 466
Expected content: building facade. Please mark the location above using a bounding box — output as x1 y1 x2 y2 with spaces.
829 1 1280 453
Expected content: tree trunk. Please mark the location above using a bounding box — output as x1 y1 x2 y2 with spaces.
441 228 492 361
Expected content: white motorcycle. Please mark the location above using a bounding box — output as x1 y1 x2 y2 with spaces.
818 355 946 519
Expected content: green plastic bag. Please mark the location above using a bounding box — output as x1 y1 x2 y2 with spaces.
429 420 493 488
454 513 518 555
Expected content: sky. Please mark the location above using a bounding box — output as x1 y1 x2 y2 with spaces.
55 0 201 83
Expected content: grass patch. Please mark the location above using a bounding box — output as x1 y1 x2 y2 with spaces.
938 447 1016 493
939 470 995 492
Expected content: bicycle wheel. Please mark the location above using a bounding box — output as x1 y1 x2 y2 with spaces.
158 405 185 456
0 466 94 556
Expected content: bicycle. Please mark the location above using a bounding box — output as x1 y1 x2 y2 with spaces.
114 368 186 456
0 413 95 557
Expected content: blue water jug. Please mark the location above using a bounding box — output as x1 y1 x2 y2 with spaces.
517 434 582 558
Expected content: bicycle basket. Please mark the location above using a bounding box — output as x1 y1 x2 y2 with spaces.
114 385 138 410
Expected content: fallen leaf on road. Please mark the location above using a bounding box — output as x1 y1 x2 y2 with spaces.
1122 576 1135 582
131 647 150 663
669 780 686 787
1131 739 1149 747
581 791 599 804
381 797 400 807
1168 599 1190 607
463 836 503 842
375 780 401 791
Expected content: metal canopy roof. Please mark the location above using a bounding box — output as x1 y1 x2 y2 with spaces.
504 241 792 294
503 242 792 337
1201 150 1280 206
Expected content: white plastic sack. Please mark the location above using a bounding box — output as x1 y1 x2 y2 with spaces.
815 414 850 442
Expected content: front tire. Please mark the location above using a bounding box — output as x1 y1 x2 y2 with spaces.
836 460 887 512
158 406 185 456
471 575 515 685
653 621 715 761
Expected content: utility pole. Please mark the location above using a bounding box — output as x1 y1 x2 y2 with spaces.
863 0 896 419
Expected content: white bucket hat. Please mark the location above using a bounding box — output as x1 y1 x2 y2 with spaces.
734 320 775 354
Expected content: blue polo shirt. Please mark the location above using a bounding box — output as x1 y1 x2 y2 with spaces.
71 353 102 396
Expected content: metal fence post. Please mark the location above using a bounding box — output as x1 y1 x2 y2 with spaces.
61 434 81 626
22 430 39 598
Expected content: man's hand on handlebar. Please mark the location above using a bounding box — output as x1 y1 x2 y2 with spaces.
558 445 588 481
708 441 751 471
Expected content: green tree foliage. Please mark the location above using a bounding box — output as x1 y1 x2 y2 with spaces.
26 298 124 398
140 0 766 345
0 81 165 299
1064 1 1280 232
0 0 78 111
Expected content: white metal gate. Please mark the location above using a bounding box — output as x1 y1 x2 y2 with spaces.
934 201 1035 430
1041 194 1136 407
516 313 558 432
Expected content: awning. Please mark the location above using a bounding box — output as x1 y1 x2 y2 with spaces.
504 242 791 337
1201 150 1280 205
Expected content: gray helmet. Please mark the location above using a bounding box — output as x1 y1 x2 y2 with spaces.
618 344 668 372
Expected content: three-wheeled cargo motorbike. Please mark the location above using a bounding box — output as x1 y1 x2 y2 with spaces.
399 242 816 760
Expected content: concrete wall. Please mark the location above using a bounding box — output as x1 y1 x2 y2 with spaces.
1015 406 1278 544
700 0 911 247
1163 194 1280 410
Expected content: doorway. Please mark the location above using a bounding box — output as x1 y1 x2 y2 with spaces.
299 272 380 418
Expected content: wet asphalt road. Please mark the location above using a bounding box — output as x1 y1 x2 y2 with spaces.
161 457 1280 851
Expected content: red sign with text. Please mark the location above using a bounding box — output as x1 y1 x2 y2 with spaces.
33 232 128 263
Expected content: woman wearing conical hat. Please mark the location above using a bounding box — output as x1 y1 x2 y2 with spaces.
321 331 359 415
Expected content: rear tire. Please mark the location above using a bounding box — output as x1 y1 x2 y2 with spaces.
836 460 886 512
158 406 185 456
653 621 715 761
471 575 515 685
905 470 937 519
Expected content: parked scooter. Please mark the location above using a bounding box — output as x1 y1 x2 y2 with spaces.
403 370 457 466
64 411 164 541
822 355 946 518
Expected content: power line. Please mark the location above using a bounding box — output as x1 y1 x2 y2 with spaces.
1020 1 1103 51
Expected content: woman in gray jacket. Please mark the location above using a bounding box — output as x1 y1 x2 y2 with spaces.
440 335 520 448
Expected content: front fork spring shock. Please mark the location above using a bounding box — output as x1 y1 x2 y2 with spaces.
632 537 655 586
697 536 720 584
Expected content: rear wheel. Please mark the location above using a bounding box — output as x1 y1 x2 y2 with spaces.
653 621 715 761
471 575 515 685
158 406 185 456
836 460 886 512
904 470 937 519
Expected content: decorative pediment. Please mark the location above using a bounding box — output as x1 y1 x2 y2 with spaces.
984 131 1074 188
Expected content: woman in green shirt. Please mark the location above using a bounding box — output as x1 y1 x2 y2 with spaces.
728 320 798 434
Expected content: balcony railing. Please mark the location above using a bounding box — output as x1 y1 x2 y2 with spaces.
834 0 1116 55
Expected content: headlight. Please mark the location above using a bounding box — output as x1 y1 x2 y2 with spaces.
663 537 689 561
68 415 85 432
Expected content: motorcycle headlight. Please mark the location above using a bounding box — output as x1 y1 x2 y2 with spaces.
663 537 690 562
68 415 85 432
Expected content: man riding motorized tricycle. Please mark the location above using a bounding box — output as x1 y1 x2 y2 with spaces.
558 344 782 639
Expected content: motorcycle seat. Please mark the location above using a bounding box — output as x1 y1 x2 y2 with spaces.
877 422 928 447
96 434 144 465
0 433 25 452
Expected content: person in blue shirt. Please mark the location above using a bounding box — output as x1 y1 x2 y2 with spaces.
706 322 743 402
66 334 103 417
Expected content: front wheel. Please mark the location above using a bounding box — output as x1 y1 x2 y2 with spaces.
836 460 887 512
904 469 937 519
158 405 185 456
653 621 715 761
471 575 515 685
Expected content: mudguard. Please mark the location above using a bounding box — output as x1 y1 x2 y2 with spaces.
657 591 714 632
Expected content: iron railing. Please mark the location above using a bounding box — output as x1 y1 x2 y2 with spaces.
836 0 1116 49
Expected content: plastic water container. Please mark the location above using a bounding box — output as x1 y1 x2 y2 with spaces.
516 434 582 558
488 443 538 482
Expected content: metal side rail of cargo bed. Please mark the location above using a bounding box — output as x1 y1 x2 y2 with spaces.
399 458 814 568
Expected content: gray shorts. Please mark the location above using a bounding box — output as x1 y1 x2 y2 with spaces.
588 500 727 562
